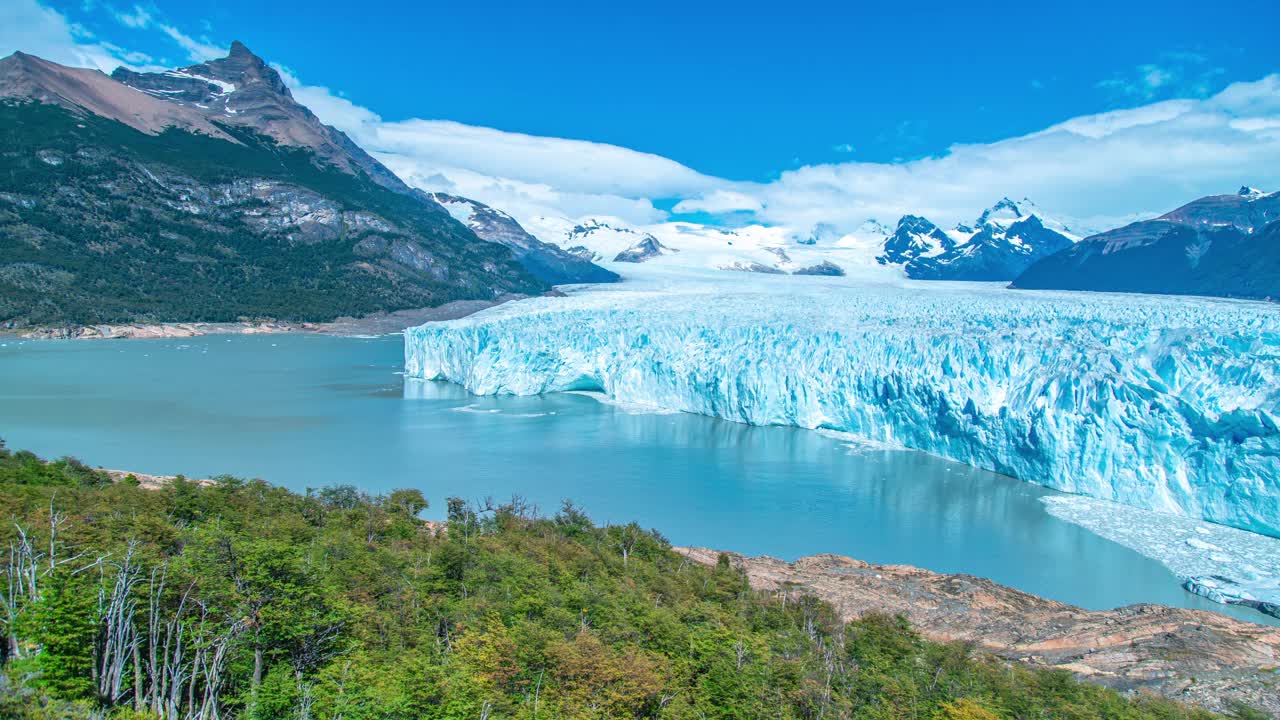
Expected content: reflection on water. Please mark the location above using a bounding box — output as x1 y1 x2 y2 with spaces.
0 333 1272 624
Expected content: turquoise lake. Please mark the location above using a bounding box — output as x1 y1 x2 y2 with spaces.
0 333 1269 624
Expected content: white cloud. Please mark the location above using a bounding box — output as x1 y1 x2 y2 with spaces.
672 190 762 215
1031 100 1196 139
0 0 132 72
114 4 153 29
832 143 855 153
276 68 717 225
157 24 224 62
6 0 1280 241
0 0 203 72
740 74 1280 231
1097 53 1226 102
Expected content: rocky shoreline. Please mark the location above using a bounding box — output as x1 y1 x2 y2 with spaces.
13 295 528 340
676 547 1280 716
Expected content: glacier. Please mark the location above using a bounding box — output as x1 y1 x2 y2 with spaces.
405 265 1280 538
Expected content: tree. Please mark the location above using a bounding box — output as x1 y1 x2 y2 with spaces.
386 488 428 517
545 630 665 719
20 569 97 700
933 698 1002 720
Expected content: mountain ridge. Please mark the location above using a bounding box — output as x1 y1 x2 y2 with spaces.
109 40 409 194
1012 188 1280 300
0 45 615 325
0 47 550 325
425 193 619 283
876 197 1078 280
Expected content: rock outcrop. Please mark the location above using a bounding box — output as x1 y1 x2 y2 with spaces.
677 547 1280 716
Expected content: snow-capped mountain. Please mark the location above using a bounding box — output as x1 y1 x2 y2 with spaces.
425 194 617 284
878 198 1080 281
878 215 955 265
854 219 893 238
1014 187 1280 300
511 197 1083 282
526 215 890 278
555 219 672 263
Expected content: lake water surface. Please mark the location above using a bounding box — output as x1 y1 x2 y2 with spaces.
0 333 1270 624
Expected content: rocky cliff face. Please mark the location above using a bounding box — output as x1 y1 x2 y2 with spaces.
0 47 555 326
1013 188 1280 300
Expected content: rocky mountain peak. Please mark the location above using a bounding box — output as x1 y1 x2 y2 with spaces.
897 214 941 233
0 50 236 141
976 197 1033 228
228 40 255 59
106 46 406 192
1014 189 1280 300
3 51 35 68
112 41 290 108
197 41 290 97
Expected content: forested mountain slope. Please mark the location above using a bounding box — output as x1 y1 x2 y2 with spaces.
0 46 612 327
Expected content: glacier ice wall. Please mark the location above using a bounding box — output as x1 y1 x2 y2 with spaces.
405 269 1280 537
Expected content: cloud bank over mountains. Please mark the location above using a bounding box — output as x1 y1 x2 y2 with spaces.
5 0 1280 236
281 68 1280 235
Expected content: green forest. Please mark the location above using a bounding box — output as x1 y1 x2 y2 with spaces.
0 102 542 327
0 442 1251 719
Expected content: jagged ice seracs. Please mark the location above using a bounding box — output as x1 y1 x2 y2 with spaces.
405 266 1280 537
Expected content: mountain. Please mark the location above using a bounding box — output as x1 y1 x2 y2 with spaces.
554 219 672 263
0 50 235 141
879 198 1078 281
0 46 613 327
878 215 954 265
424 193 618 284
1012 187 1280 300
110 41 408 193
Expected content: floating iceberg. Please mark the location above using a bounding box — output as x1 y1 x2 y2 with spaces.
1043 495 1280 617
405 266 1280 537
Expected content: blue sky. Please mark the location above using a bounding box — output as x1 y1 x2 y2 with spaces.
6 0 1280 234
36 0 1280 182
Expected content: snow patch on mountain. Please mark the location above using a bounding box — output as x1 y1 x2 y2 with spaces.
876 198 1083 280
523 215 892 280
162 71 236 96
513 195 1095 282
434 195 476 225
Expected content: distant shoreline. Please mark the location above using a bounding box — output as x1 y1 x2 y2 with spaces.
10 294 531 340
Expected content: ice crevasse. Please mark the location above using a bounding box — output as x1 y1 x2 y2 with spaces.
405 270 1280 537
